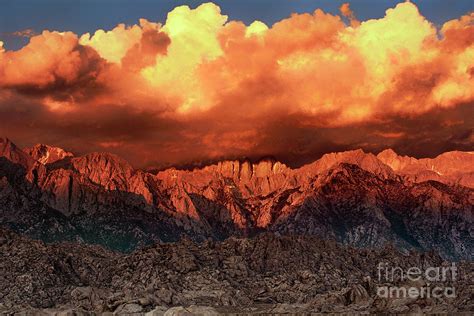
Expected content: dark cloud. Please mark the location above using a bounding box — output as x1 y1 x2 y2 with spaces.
1 86 472 169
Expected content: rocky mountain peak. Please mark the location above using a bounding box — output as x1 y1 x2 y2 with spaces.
376 148 398 160
0 137 35 169
376 149 417 172
24 144 74 164
431 151 474 173
302 149 394 178
214 158 289 181
376 149 474 187
253 158 288 178
1 137 473 263
70 152 136 190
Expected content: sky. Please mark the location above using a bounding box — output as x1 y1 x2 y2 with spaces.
1 0 473 50
0 0 473 168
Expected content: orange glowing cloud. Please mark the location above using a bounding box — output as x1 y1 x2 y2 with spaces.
340 3 360 27
79 19 166 65
1 31 89 86
0 2 473 167
141 3 228 112
0 31 106 104
1 2 472 119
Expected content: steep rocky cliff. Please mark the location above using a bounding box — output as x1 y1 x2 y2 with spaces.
24 144 74 164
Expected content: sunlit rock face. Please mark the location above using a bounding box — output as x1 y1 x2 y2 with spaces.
24 144 74 165
1 137 36 169
0 138 46 185
0 138 473 259
377 149 474 187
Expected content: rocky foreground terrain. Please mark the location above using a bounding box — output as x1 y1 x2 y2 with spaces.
1 137 473 260
1 228 473 314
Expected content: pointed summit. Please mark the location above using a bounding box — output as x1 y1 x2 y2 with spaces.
377 148 398 160
25 144 74 164
214 158 289 181
376 148 417 172
0 137 35 169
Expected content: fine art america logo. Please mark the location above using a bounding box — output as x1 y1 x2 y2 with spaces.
377 262 457 299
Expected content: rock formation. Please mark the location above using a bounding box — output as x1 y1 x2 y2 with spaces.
0 137 472 259
24 144 74 164
0 229 472 314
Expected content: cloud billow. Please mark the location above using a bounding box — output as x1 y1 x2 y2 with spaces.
0 2 472 167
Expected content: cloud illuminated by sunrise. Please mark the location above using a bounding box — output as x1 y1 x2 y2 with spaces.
0 1 472 166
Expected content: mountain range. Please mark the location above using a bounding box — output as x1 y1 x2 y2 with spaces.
0 137 472 259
